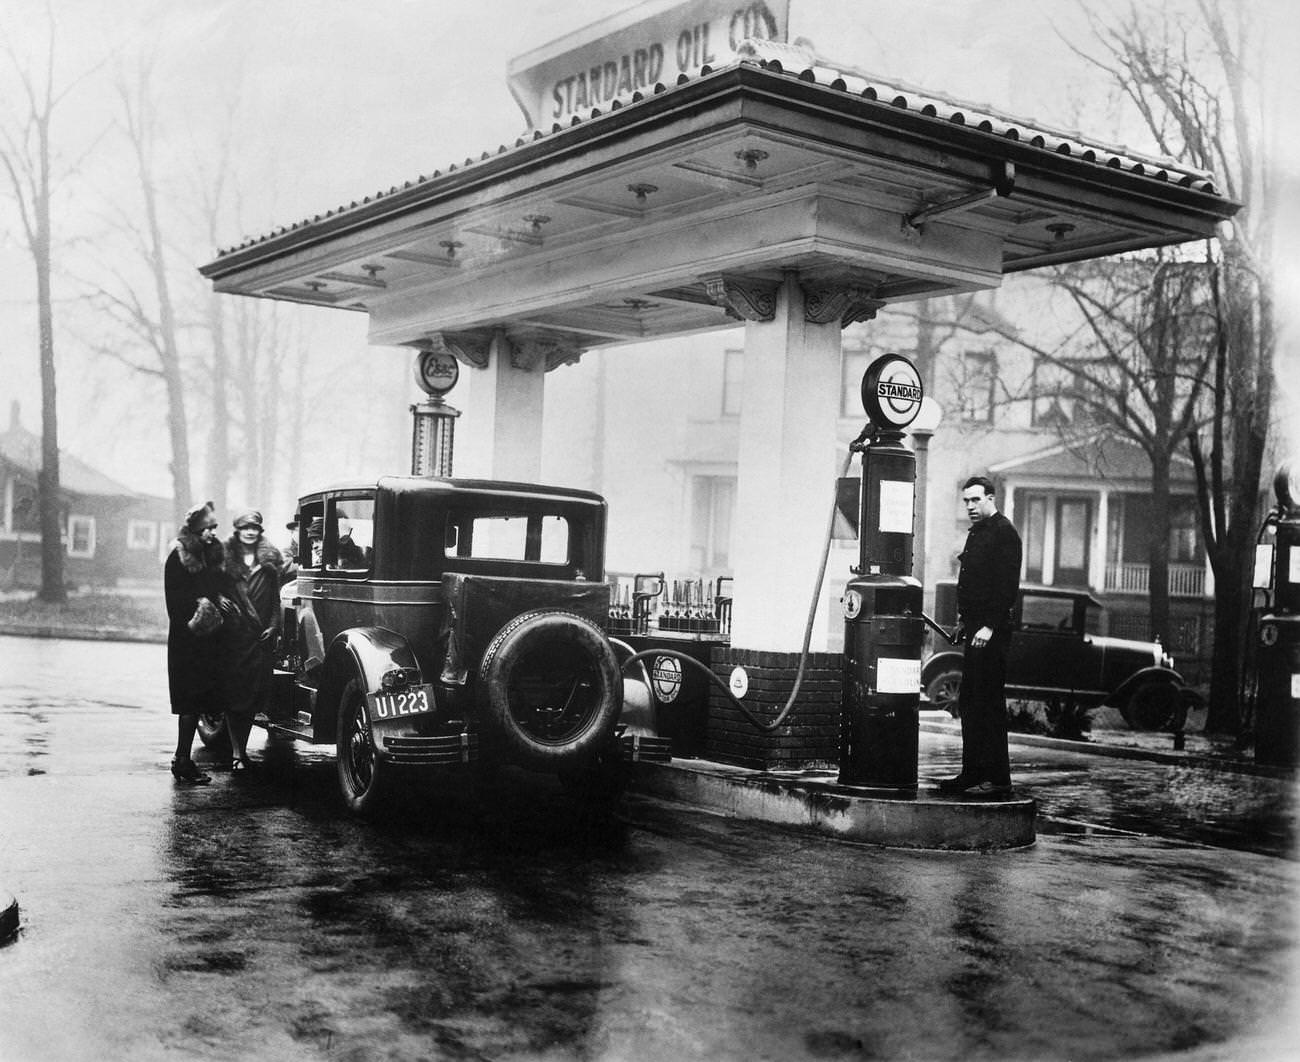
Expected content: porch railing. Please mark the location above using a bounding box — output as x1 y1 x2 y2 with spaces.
1103 563 1206 598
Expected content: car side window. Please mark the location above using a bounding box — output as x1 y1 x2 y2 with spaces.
445 510 570 563
326 495 375 573
1019 596 1075 633
299 503 324 569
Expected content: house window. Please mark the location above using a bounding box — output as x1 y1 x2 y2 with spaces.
1117 494 1203 565
67 515 96 558
4 481 39 534
1031 362 1075 427
1017 492 1092 587
1023 496 1048 583
127 520 158 551
690 476 735 572
1055 498 1091 586
958 350 997 422
722 349 743 417
1170 498 1200 564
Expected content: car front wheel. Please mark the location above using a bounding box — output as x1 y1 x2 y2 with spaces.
1122 681 1184 731
925 669 963 717
336 678 393 815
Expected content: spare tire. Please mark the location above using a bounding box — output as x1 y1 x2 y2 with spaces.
479 610 622 771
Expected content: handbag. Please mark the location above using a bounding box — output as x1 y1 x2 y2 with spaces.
187 596 224 636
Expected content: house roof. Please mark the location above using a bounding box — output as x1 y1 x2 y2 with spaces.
0 417 160 500
200 40 1238 357
990 433 1198 484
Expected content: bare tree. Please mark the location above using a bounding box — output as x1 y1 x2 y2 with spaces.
943 251 1218 651
1076 0 1277 735
0 8 91 602
91 58 195 523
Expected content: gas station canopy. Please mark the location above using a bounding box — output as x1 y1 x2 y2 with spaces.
200 41 1238 364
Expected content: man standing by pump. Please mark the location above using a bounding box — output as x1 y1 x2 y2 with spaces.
938 476 1022 795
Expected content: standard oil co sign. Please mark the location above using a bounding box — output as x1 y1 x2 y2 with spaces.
508 0 789 129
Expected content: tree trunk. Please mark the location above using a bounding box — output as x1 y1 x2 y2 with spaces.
35 223 66 603
1147 454 1172 643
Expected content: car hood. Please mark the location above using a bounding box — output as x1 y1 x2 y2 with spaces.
1087 634 1165 666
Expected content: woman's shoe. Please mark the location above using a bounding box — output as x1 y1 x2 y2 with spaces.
171 758 212 785
231 757 256 774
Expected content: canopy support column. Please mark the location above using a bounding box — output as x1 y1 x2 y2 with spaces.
729 273 845 652
456 332 545 482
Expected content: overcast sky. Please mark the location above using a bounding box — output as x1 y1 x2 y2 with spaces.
2 0 1297 496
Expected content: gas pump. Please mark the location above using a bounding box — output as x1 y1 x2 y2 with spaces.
839 355 927 788
1255 463 1300 767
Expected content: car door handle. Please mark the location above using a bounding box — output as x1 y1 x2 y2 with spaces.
315 586 331 597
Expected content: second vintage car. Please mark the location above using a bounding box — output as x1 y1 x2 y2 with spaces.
921 583 1194 733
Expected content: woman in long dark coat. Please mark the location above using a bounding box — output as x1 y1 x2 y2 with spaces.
219 510 284 770
164 501 225 785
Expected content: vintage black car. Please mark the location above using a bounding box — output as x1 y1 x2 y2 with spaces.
203 476 666 813
920 584 1192 731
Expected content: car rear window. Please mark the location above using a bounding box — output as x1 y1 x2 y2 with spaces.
446 512 570 564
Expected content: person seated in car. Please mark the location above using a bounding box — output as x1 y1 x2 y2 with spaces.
335 516 367 569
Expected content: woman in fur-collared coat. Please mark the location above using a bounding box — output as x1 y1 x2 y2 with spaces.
164 501 226 785
219 509 285 770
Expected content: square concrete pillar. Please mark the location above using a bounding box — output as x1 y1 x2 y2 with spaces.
456 333 545 482
729 274 844 652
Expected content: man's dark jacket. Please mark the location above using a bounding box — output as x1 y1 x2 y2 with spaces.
956 511 1023 634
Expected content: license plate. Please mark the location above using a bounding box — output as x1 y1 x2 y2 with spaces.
367 685 435 720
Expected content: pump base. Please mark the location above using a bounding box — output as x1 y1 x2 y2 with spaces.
630 758 1036 851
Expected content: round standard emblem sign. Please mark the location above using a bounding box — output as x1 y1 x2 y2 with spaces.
651 655 683 703
861 353 923 429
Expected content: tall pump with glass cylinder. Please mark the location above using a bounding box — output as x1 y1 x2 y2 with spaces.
839 354 926 789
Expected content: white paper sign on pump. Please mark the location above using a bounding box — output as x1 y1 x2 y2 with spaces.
878 480 915 534
876 657 921 694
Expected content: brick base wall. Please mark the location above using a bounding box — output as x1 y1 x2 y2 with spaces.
704 647 843 771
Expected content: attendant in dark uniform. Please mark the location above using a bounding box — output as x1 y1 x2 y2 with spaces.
938 476 1022 794
164 501 225 785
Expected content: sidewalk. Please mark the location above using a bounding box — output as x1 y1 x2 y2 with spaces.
929 703 1293 779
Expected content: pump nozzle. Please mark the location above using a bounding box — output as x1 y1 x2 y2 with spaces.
849 422 875 453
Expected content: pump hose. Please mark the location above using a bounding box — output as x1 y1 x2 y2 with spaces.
619 448 855 733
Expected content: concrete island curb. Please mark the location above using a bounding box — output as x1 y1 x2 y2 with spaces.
629 759 1037 851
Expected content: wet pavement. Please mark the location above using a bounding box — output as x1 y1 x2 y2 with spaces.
1 635 1298 1061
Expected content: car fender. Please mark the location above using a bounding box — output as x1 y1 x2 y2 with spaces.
1107 665 1185 706
921 649 965 687
318 627 423 739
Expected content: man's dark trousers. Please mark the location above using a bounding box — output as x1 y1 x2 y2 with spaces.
957 628 1012 786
